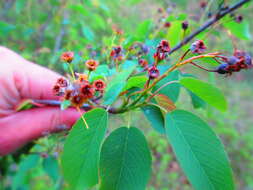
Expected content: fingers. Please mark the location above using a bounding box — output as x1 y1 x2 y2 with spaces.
16 62 62 100
0 46 62 100
0 46 63 114
0 107 82 156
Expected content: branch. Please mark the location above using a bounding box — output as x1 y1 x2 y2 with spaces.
169 0 251 54
32 99 124 114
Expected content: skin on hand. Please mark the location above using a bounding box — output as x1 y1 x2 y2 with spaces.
0 47 81 156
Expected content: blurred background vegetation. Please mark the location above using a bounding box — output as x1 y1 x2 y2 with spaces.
0 0 253 189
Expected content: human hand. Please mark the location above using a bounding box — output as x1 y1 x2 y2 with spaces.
0 47 81 156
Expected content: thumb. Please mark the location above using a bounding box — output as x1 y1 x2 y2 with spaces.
0 107 82 155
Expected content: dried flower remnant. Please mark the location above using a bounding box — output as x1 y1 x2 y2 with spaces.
182 21 189 30
213 51 252 75
93 80 106 92
56 77 68 87
71 94 86 107
148 66 160 79
61 51 74 63
235 15 243 23
85 59 99 71
164 22 171 28
52 84 61 96
154 40 170 62
110 46 123 61
80 84 95 99
138 59 148 68
190 40 206 54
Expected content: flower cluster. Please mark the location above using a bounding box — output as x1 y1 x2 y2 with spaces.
145 39 171 80
153 39 170 62
55 53 106 107
53 77 106 107
110 46 123 61
215 50 252 75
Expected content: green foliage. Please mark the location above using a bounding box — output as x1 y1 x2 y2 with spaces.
61 108 108 189
103 64 137 105
99 127 152 190
153 70 180 102
180 77 227 112
142 105 165 134
1 0 253 189
165 110 234 190
223 20 251 40
123 75 148 91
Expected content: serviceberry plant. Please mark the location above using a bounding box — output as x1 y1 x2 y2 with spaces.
4 0 252 190
51 36 252 190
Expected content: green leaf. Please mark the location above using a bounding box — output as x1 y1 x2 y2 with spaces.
61 108 108 190
99 127 152 190
153 70 180 102
142 105 165 134
223 21 251 40
103 81 126 105
103 64 136 105
15 99 34 111
180 77 227 112
123 75 148 91
187 90 207 109
43 156 59 182
135 19 152 40
165 110 234 190
166 21 182 47
107 64 137 89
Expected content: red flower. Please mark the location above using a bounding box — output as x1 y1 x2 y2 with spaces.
80 84 95 99
85 59 99 71
154 40 170 62
93 80 106 92
110 46 123 61
52 84 61 96
61 51 74 63
110 50 116 57
148 66 160 79
190 40 206 54
64 89 73 100
71 94 86 107
56 77 68 87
